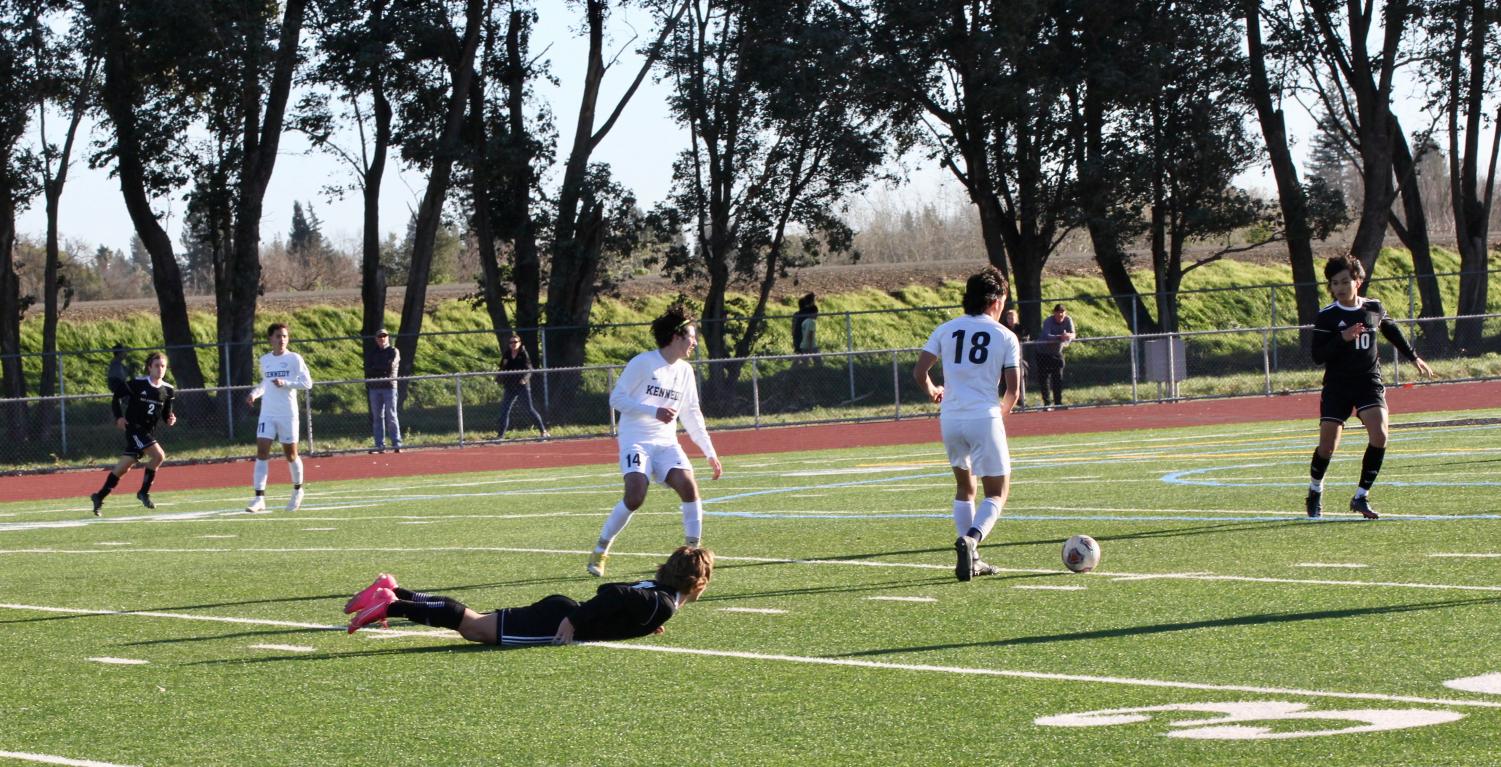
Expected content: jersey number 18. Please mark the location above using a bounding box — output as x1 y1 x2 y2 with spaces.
950 330 991 364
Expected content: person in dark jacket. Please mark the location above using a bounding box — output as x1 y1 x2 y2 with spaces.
345 546 714 644
364 329 402 452
106 344 132 393
792 293 819 355
496 332 549 439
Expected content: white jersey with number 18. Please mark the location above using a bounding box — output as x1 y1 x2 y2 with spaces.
922 314 1020 418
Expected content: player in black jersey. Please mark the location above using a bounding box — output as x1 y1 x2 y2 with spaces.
90 352 177 515
345 546 714 645
1305 255 1432 519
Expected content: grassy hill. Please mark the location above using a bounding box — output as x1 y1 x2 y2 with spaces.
13 247 1500 399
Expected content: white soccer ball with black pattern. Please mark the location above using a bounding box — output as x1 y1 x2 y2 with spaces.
1062 534 1101 573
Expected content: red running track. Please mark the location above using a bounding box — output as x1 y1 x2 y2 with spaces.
4 380 1496 503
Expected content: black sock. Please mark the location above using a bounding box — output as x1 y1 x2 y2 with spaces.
141 469 156 493
1309 450 1331 486
255 489 265 497
392 587 435 601
386 598 467 630
1359 445 1386 490
98 471 121 498
965 527 983 543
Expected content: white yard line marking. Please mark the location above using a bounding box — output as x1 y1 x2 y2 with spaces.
1296 563 1369 569
1013 585 1087 591
1429 553 1501 558
194 535 237 539
249 644 317 653
0 750 141 767
86 657 147 665
18 600 1498 712
5 545 1501 594
93 542 132 547
866 596 937 603
301 528 337 532
718 607 788 615
595 643 1501 710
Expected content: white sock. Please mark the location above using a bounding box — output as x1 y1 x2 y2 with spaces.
1309 479 1324 493
1355 486 1368 499
681 500 703 544
253 460 269 491
289 457 304 486
973 497 1003 541
952 500 975 536
596 501 636 552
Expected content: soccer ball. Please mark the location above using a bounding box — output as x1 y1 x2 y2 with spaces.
1062 535 1101 573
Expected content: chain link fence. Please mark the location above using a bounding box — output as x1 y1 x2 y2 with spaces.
3 312 1498 471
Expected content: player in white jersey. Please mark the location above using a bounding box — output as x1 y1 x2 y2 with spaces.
587 304 723 577
912 266 1022 582
244 323 314 513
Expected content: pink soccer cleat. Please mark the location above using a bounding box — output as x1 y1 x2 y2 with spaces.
347 588 396 634
344 573 398 614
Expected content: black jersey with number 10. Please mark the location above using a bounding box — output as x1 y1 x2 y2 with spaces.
1310 299 1416 385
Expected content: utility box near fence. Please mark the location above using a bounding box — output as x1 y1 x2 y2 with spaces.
1143 335 1187 384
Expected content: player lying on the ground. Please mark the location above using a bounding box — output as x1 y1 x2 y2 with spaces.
345 546 714 645
91 352 176 515
1305 254 1433 520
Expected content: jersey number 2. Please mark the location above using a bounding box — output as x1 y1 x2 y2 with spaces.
950 330 991 364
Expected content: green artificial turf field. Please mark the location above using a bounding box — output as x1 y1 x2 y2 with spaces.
2 409 1499 766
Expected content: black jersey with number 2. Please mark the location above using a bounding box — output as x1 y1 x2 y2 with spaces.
1310 299 1416 385
111 377 175 433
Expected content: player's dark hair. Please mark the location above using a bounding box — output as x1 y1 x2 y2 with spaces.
651 304 696 348
1325 254 1365 283
145 351 166 369
267 322 288 338
655 546 714 595
962 266 1008 316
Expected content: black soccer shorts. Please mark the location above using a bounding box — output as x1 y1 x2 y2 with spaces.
1319 380 1386 424
122 427 159 459
493 594 579 647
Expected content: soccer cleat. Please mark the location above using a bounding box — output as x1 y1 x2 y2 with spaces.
286 488 304 512
245 496 267 513
136 490 155 509
90 492 103 516
1305 490 1322 519
344 573 399 614
587 551 608 577
347 588 396 634
955 536 977 582
1349 495 1379 520
973 559 1001 577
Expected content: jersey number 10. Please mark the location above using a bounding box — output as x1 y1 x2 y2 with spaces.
950 330 992 364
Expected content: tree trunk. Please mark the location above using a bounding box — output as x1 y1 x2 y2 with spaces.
94 0 207 393
0 191 22 401
502 9 541 359
361 79 391 358
395 0 484 381
1244 0 1321 340
468 75 511 349
1388 123 1447 352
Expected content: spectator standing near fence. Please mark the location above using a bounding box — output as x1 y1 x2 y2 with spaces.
106 344 131 392
364 329 402 453
496 332 549 440
1035 303 1076 409
792 293 819 355
587 305 721 578
90 352 175 515
1001 309 1030 409
245 323 314 513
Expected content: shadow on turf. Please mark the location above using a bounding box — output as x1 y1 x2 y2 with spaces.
833 594 1501 658
0 576 584 628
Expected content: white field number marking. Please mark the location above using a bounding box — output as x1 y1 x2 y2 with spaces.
1444 673 1501 695
1035 701 1463 740
86 657 148 665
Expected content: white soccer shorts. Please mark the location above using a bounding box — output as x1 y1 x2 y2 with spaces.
619 441 692 484
941 416 1011 477
257 416 300 445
